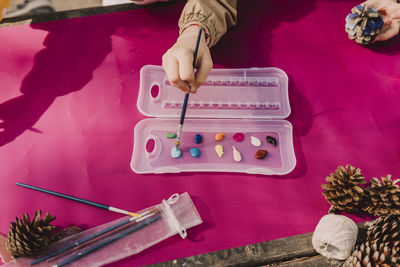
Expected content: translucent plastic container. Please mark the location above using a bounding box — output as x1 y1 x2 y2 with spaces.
4 193 201 267
131 65 296 175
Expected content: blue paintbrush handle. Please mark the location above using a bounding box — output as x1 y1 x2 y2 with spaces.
178 28 203 127
16 183 109 210
30 217 134 265
54 215 161 267
179 94 190 125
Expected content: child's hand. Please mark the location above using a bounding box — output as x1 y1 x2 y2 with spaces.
162 25 212 94
365 0 400 41
379 1 400 19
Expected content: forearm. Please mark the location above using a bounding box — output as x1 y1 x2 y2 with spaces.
178 0 237 47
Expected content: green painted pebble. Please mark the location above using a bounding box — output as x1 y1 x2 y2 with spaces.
165 133 177 139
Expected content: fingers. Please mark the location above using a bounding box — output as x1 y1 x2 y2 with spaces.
375 22 400 41
162 48 212 94
162 26 212 94
162 53 190 93
191 54 213 94
177 50 195 86
377 6 392 24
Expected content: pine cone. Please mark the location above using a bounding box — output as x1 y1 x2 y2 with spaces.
322 164 367 213
364 175 400 216
366 215 400 244
344 240 400 267
345 4 384 45
6 210 56 257
344 216 400 267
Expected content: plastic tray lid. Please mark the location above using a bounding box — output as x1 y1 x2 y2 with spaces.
137 65 290 119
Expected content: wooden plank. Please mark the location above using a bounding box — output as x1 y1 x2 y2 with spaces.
149 223 367 266
149 233 332 267
277 255 343 267
0 0 185 27
8 0 102 12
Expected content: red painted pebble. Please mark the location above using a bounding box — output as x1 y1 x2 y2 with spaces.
255 150 268 159
233 132 244 142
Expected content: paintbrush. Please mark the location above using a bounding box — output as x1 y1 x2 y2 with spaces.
52 214 161 267
30 208 159 266
16 182 141 218
175 28 203 148
45 207 159 263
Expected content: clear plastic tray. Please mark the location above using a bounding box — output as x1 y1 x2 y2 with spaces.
131 118 295 175
131 65 296 175
137 65 290 119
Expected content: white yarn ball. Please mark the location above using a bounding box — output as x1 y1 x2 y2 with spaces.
312 214 358 260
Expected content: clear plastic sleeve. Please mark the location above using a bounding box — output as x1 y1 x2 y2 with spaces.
5 192 202 267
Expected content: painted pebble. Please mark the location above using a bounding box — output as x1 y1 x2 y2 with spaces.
215 133 225 141
255 149 268 160
171 146 182 159
190 148 201 158
233 132 244 142
194 134 203 144
250 136 262 147
165 133 177 139
215 145 224 158
232 146 242 162
266 136 277 147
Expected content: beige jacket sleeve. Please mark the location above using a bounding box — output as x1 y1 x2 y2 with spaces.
178 0 238 47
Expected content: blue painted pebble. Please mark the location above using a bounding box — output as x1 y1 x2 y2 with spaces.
171 146 182 159
190 148 201 158
194 134 203 144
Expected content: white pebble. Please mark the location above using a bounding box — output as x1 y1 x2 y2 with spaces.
232 146 242 162
250 136 262 147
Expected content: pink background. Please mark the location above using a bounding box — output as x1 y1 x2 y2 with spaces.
1 0 400 266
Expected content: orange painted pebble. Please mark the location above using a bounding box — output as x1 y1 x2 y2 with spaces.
215 133 225 141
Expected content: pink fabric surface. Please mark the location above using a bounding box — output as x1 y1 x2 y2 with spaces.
1 0 400 266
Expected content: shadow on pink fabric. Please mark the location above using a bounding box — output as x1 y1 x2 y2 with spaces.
0 16 116 146
0 0 400 266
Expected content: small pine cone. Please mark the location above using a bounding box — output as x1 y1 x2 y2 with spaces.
344 240 400 267
6 210 56 257
322 164 366 213
345 4 384 45
364 175 400 216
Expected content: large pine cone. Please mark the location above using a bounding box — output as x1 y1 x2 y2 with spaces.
344 215 400 267
366 215 400 244
322 164 367 213
364 175 400 216
344 241 400 267
6 210 56 257
345 4 384 45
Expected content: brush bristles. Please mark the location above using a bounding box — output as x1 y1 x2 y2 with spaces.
128 212 141 217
